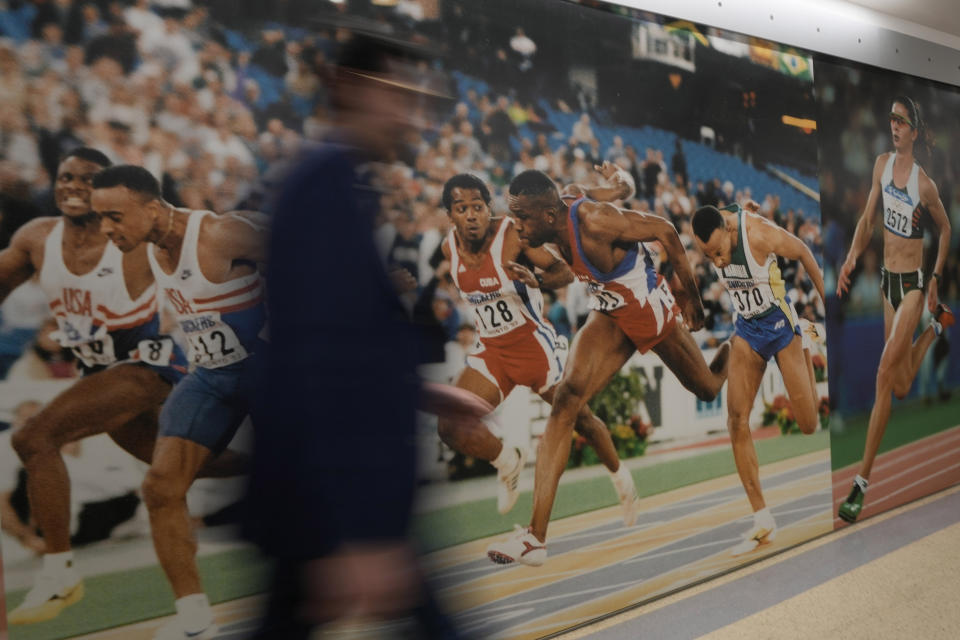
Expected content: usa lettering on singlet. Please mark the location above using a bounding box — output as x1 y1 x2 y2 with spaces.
447 217 558 346
147 210 265 369
38 220 163 369
714 204 793 322
880 153 926 240
564 196 675 332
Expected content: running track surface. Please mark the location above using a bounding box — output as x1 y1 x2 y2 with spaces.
832 424 960 529
68 449 834 639
57 428 960 639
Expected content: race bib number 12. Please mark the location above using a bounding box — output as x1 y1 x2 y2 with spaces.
179 312 248 369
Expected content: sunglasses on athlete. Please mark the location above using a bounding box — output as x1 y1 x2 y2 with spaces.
889 112 915 129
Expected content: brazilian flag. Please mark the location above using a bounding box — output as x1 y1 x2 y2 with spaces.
779 50 813 81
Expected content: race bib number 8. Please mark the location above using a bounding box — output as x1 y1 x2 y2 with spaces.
179 312 248 369
136 338 175 367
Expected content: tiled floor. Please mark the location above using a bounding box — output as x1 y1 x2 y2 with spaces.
561 484 960 639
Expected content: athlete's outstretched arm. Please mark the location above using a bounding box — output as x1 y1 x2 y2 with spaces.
583 201 705 329
839 154 885 297
918 172 951 311
502 225 574 289
0 220 44 304
561 161 635 203
753 215 827 302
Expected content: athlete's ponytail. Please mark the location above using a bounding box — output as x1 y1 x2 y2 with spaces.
893 95 934 164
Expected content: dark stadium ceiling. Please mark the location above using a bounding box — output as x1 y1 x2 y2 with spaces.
844 0 960 39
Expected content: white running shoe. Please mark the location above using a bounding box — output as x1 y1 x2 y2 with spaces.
486 525 547 566
153 616 219 640
729 519 777 558
611 466 639 527
496 447 526 515
8 567 84 625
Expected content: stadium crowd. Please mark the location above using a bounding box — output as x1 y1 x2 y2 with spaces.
0 0 826 383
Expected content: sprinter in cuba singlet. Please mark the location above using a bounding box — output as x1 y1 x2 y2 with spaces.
438 174 638 555
487 165 730 566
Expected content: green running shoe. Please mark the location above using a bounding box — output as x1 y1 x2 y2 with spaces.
838 483 865 523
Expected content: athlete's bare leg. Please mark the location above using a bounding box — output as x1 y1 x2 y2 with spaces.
651 325 730 402
892 315 939 400
803 347 818 410
859 291 925 479
142 436 211 599
540 386 619 473
726 337 769 512
438 367 503 461
11 364 170 553
775 335 820 435
529 312 636 541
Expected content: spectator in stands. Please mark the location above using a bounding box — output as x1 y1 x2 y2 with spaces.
509 27 536 66
604 135 625 163
481 96 517 165
671 137 687 187
642 147 662 199
0 279 48 380
570 113 595 146
7 317 76 380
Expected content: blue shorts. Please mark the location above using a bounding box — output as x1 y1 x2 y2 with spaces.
158 355 256 453
734 308 800 361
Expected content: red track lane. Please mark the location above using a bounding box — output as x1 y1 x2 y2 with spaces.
832 425 960 528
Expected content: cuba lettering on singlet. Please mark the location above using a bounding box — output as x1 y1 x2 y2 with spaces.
447 218 534 341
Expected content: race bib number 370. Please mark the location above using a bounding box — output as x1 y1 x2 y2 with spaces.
179 312 247 369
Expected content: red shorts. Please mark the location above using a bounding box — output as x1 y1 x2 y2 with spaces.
606 279 678 353
466 327 567 401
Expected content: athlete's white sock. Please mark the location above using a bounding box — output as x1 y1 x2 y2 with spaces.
42 551 74 573
609 463 631 484
753 507 775 530
492 446 518 472
175 593 212 631
854 474 869 493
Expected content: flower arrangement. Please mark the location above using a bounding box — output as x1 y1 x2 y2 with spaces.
567 371 650 468
819 396 830 430
762 393 831 434
812 354 827 383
